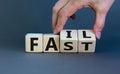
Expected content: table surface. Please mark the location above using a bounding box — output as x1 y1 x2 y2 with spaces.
0 41 120 74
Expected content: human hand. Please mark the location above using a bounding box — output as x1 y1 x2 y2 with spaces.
52 0 115 39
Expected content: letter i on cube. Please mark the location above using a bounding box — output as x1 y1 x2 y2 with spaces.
60 30 78 52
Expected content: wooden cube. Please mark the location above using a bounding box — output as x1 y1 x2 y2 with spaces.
60 30 78 52
25 33 43 52
43 34 59 52
78 30 96 52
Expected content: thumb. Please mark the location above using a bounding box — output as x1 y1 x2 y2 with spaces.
93 12 107 39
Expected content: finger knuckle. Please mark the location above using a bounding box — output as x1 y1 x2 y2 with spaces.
53 6 59 13
96 24 104 31
58 10 66 17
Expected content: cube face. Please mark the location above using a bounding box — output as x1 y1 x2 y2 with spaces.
25 29 96 53
78 30 96 52
43 34 59 52
60 30 78 52
25 33 43 52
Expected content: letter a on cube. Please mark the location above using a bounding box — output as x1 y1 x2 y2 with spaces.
43 34 59 52
78 30 96 52
25 33 43 52
60 30 78 52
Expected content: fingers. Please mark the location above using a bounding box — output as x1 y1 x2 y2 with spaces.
54 0 83 34
52 0 70 30
91 0 115 39
93 12 107 39
54 11 68 34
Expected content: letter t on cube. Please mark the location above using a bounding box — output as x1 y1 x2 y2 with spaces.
78 30 96 52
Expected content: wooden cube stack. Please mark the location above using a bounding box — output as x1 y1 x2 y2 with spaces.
25 29 96 53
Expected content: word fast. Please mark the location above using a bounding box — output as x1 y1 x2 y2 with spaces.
25 30 96 53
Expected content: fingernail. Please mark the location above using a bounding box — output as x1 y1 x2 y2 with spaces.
97 31 101 39
54 29 57 34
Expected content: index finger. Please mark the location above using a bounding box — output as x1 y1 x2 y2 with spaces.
52 0 70 30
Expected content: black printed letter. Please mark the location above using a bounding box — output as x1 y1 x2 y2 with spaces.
45 38 58 51
64 42 73 50
66 31 72 38
31 38 38 51
82 42 92 51
83 31 91 38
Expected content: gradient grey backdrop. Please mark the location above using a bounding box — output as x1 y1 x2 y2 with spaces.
0 0 120 74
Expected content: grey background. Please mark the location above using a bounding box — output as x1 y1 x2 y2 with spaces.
0 0 120 74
